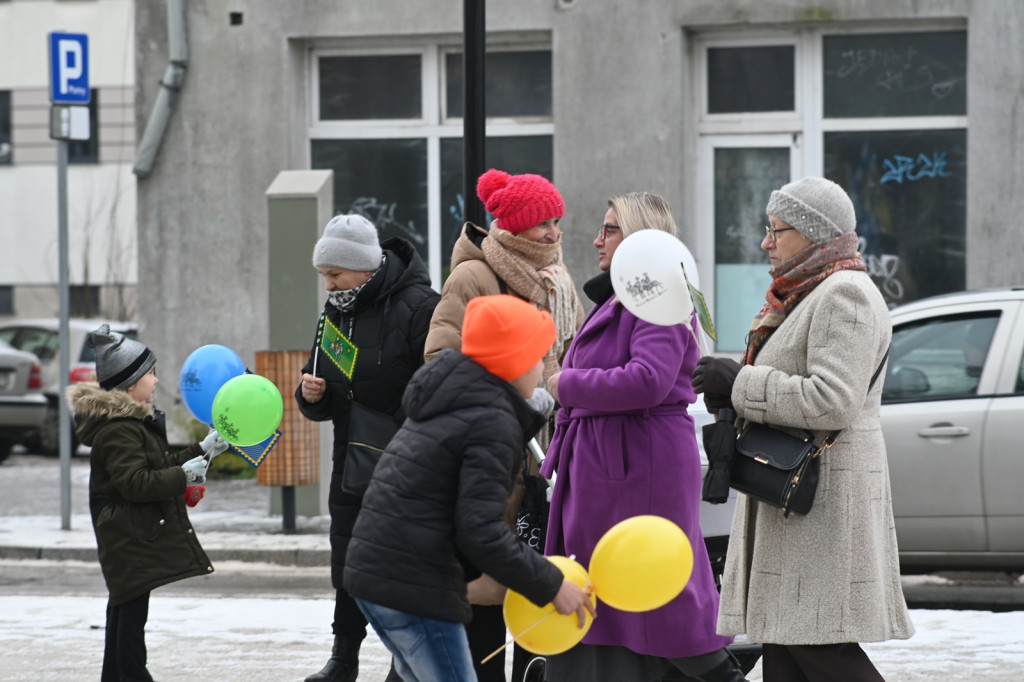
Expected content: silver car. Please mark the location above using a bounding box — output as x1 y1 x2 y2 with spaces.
0 318 138 455
0 338 48 463
883 287 1024 570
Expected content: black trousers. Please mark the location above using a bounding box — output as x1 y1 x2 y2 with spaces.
329 468 370 640
467 604 508 682
762 643 885 682
102 591 153 682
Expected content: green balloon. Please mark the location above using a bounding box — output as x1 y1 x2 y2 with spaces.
211 374 284 446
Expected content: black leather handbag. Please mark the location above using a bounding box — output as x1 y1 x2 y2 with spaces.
728 349 889 517
731 423 834 517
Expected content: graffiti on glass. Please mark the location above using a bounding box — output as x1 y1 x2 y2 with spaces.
833 46 959 102
349 197 426 246
858 236 904 302
880 151 954 185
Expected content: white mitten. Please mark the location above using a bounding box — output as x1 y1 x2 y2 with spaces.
525 387 556 418
182 455 209 484
200 429 230 458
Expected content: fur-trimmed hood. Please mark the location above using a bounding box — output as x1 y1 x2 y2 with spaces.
66 382 154 447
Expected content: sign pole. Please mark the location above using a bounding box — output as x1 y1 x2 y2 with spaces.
57 139 71 530
463 0 486 227
49 31 89 530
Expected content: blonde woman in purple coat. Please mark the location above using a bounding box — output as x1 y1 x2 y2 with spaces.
541 192 747 682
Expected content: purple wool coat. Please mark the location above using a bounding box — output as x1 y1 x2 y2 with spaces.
540 296 732 658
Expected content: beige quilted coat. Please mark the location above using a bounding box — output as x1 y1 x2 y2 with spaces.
717 270 915 645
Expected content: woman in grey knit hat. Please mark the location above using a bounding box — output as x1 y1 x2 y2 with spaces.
296 214 439 682
692 177 914 681
65 324 229 681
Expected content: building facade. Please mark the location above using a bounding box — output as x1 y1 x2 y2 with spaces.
0 0 137 321
120 0 1021 440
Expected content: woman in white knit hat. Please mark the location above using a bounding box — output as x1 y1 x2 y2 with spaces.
692 177 914 681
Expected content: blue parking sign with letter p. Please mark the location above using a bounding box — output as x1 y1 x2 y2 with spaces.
49 32 90 104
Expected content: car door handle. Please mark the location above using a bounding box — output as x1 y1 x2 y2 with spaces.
917 425 970 438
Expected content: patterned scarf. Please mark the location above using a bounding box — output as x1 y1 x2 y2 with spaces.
742 233 866 366
326 256 386 312
482 225 581 380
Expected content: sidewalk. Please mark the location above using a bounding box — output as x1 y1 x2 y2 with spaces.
0 453 331 566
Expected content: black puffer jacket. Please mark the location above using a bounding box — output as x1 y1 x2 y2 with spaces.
343 349 563 623
66 382 212 606
296 237 439 586
295 237 439 460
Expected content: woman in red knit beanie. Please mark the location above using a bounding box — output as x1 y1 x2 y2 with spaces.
424 168 585 682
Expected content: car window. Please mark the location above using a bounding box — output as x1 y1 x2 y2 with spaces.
884 312 999 401
0 327 58 361
1016 346 1024 394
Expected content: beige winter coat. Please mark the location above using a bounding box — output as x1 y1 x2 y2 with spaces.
424 223 502 361
717 270 914 645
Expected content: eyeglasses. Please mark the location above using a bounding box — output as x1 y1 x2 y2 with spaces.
764 225 797 242
597 223 622 241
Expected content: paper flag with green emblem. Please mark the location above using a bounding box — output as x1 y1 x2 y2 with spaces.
682 264 717 343
317 312 359 379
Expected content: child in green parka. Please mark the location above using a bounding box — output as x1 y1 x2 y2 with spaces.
66 324 228 681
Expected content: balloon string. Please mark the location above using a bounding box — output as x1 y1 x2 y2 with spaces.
479 608 557 665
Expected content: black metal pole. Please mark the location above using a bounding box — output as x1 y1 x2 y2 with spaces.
463 0 486 227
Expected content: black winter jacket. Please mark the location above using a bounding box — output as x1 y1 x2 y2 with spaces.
66 382 212 606
295 237 439 461
343 349 563 623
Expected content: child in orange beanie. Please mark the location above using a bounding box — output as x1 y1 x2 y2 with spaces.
344 295 595 682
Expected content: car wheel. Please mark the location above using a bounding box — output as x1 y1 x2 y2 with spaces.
0 439 12 464
25 402 77 456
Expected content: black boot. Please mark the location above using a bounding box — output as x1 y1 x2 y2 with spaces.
383 661 404 681
696 649 749 682
304 635 360 682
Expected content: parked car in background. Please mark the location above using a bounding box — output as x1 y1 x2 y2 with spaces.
0 318 138 455
0 338 48 464
882 287 1024 571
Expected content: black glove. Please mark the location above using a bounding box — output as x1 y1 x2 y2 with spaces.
691 356 741 395
702 391 735 413
693 356 741 413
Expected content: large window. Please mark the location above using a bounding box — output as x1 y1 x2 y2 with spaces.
309 45 553 285
695 29 967 352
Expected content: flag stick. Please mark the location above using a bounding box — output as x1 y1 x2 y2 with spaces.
480 608 557 665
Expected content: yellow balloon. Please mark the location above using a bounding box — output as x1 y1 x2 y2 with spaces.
589 515 693 612
503 555 596 656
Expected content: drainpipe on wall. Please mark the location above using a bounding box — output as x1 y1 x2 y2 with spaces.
132 0 187 178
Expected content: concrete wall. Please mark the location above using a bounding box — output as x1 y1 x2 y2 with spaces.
134 0 1024 441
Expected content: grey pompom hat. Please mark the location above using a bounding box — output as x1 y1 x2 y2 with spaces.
312 214 383 272
86 324 156 392
765 177 856 243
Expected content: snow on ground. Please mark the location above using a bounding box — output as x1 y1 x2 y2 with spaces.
2 594 1024 681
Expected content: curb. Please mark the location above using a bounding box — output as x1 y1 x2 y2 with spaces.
0 545 331 567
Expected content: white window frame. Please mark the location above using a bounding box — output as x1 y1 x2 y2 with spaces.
308 42 554 287
692 23 967 350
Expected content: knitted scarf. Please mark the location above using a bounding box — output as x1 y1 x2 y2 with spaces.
742 232 866 366
326 256 386 312
482 226 581 380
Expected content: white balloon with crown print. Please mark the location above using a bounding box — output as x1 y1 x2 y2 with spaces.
610 229 696 326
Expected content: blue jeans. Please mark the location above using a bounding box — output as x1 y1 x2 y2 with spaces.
356 599 477 682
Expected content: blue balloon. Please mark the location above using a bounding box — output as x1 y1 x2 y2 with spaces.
179 344 245 424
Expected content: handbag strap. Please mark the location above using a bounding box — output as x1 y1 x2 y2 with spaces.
819 345 891 449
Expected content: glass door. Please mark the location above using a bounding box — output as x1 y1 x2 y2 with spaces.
696 136 797 353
